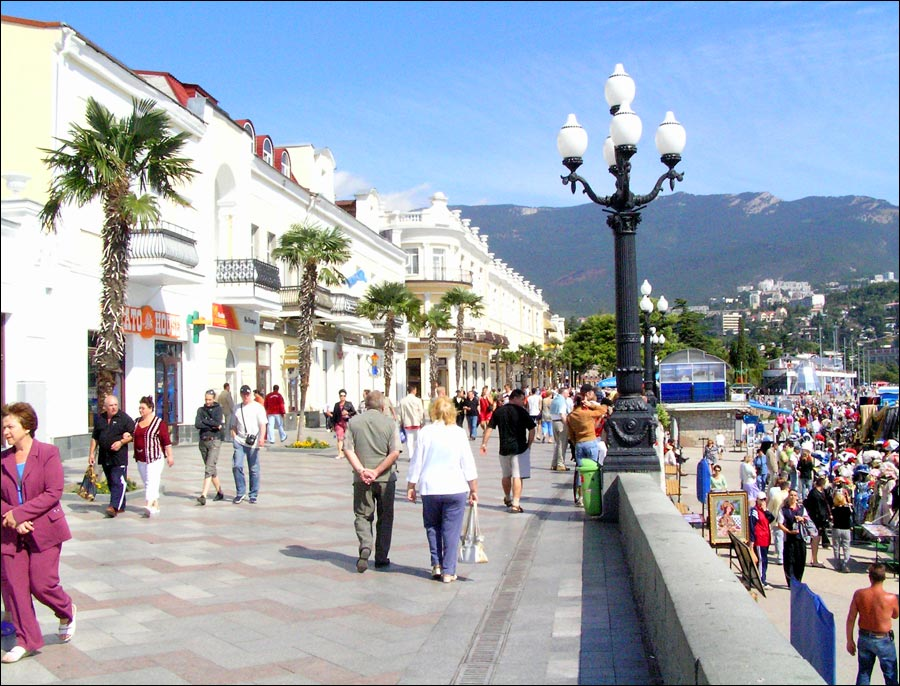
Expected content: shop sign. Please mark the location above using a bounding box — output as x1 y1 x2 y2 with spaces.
123 305 183 340
211 303 259 334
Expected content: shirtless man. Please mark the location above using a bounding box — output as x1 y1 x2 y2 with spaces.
846 562 899 685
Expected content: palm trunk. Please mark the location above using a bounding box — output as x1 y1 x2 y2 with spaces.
296 266 317 441
384 315 395 397
429 330 439 396
455 310 464 390
95 200 130 407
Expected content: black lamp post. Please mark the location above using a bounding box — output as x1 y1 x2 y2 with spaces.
557 63 685 473
640 281 668 403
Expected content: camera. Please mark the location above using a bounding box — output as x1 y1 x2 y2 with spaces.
245 434 257 446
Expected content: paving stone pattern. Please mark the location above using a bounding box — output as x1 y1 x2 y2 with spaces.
1 429 656 685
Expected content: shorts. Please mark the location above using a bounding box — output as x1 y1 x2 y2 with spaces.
499 448 531 479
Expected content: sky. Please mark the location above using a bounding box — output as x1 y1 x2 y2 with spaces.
3 1 898 210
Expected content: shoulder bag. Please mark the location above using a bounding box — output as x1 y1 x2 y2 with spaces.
458 502 488 564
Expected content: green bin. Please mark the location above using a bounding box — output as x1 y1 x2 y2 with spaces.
578 459 603 516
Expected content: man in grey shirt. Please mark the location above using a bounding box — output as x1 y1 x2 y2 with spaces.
343 390 401 573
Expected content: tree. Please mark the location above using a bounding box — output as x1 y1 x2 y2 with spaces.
561 314 617 380
272 223 351 440
500 350 520 387
440 287 484 390
40 97 196 404
517 342 543 389
408 304 452 397
357 282 421 398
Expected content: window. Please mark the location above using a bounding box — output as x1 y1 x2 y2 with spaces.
463 360 468 387
251 224 259 259
281 151 291 178
432 248 445 280
267 232 276 264
404 248 419 275
262 138 273 165
243 122 255 152
256 342 271 394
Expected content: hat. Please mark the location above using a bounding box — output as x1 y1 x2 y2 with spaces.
756 492 767 500
240 385 252 394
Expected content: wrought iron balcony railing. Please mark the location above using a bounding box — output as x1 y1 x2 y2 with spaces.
216 259 280 292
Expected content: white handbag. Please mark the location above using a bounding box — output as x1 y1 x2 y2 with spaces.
458 502 488 564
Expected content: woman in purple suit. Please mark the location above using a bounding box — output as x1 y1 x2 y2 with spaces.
0 403 76 663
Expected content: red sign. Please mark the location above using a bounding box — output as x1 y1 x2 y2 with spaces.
123 305 182 339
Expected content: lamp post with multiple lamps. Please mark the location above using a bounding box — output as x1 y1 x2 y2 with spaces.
640 280 668 404
556 63 685 474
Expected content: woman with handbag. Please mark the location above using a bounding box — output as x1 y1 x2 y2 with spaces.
132 396 174 517
406 396 478 584
777 488 810 587
1 403 76 663
326 390 356 460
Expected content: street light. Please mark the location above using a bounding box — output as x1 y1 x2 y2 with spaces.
640 282 668 404
557 63 685 474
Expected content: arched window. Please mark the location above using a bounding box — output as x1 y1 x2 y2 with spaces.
262 138 274 165
242 122 255 152
281 151 291 178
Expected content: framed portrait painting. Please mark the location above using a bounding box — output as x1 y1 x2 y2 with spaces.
707 491 749 547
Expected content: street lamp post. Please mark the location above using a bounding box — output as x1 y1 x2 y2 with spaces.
639 281 668 404
556 63 685 474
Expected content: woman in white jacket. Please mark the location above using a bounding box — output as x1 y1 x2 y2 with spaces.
406 395 478 583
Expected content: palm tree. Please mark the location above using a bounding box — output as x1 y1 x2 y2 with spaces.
272 223 351 440
409 304 452 397
517 342 543 388
440 287 484 390
40 97 196 404
357 282 421 398
500 350 520 387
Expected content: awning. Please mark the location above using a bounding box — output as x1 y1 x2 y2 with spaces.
748 400 792 415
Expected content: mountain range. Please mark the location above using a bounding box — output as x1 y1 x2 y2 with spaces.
451 193 899 318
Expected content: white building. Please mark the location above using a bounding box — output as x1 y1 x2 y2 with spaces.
1 16 406 455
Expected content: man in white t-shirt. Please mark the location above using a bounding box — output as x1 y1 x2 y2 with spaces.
231 384 267 504
526 388 542 439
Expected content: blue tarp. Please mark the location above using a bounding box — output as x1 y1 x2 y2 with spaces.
597 376 618 388
748 400 792 415
696 457 711 507
790 579 836 685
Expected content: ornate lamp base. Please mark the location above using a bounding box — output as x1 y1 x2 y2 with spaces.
603 396 659 472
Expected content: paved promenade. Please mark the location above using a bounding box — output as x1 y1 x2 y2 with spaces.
1 429 658 685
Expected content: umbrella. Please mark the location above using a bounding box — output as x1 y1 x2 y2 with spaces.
671 418 679 447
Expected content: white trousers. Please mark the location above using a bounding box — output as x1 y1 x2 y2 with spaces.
137 459 165 503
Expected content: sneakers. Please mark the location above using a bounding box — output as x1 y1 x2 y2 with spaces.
233 494 245 504
197 495 206 506
431 565 443 580
442 574 458 583
575 498 584 507
248 496 257 504
357 547 371 573
58 604 76 643
1 646 33 663
213 491 225 502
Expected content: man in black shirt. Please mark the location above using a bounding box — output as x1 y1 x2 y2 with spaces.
480 388 535 513
453 389 466 428
89 395 135 518
804 476 833 565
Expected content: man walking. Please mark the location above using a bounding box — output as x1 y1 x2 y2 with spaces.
264 385 289 445
399 384 425 459
89 395 135 518
846 562 898 685
194 389 225 505
343 390 401 573
480 388 535 513
231 385 267 504
550 388 570 471
217 383 234 435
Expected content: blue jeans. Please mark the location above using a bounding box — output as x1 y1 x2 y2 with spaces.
232 441 260 498
467 415 478 439
856 631 897 685
754 545 770 584
267 414 287 443
422 492 468 576
575 440 599 467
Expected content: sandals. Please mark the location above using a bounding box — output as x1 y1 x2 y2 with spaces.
507 505 524 514
503 496 512 508
58 604 76 643
1 646 33 663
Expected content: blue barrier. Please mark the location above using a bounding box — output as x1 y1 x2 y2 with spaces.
790 579 836 685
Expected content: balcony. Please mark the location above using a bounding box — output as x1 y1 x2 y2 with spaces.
280 285 333 315
215 258 281 310
406 268 473 285
128 221 203 286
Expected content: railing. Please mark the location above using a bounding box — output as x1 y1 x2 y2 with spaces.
331 293 359 316
216 259 280 292
280 285 333 310
406 268 473 284
129 221 199 268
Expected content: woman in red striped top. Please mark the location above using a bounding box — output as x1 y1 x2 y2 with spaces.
132 396 174 517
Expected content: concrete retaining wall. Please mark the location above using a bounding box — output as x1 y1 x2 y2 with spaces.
613 473 825 685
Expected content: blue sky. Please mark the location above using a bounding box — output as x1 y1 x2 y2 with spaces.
3 1 898 209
